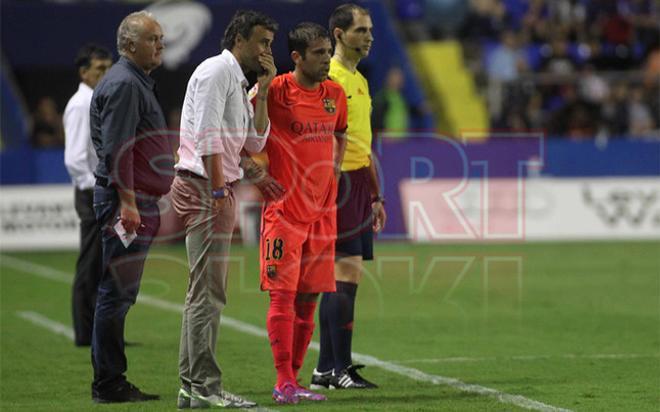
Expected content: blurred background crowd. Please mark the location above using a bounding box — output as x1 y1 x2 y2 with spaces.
6 0 660 151
395 0 659 139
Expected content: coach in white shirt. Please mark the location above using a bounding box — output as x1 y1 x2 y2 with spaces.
170 10 284 409
63 44 112 347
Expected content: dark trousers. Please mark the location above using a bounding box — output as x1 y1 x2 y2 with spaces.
72 188 103 346
91 185 160 392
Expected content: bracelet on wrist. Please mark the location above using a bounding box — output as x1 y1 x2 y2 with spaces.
372 194 385 205
212 186 231 199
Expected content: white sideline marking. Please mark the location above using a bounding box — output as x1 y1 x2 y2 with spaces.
1 255 72 282
392 354 660 364
13 308 272 412
17 311 75 341
2 254 572 412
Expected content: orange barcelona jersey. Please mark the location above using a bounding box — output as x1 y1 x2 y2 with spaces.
265 72 348 224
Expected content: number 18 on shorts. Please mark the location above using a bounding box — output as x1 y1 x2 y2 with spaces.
259 207 337 294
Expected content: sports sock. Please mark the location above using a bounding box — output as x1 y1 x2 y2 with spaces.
292 299 317 379
328 281 358 373
316 292 334 373
267 290 296 387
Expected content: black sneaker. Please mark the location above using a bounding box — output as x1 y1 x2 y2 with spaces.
310 368 333 390
93 381 160 403
331 365 378 389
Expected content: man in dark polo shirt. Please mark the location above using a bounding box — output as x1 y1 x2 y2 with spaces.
89 10 174 403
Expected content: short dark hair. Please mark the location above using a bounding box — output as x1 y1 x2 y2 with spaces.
328 3 369 36
74 44 112 70
288 22 330 56
222 10 278 50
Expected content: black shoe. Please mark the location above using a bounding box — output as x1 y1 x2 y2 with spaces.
310 368 333 390
93 381 160 403
331 365 378 389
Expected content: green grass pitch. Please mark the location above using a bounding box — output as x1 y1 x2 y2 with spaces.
1 241 658 411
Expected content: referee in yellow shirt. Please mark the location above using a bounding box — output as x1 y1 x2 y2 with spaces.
311 3 386 390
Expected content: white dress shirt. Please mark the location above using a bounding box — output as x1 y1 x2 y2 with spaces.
175 49 269 182
64 82 98 190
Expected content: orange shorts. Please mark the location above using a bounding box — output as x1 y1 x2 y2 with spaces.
260 204 336 293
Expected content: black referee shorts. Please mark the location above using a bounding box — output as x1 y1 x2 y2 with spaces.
335 166 373 261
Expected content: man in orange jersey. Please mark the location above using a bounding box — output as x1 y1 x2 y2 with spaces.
260 22 347 404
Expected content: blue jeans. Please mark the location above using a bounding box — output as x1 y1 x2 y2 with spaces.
91 185 161 392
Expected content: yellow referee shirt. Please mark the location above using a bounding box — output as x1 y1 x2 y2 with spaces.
329 58 372 171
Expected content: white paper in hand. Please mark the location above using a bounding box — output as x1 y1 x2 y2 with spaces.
113 219 137 248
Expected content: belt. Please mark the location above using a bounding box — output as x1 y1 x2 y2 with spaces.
96 176 109 187
176 169 238 187
135 190 160 202
95 177 160 200
176 169 206 180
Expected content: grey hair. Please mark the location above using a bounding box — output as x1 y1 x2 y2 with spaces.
116 11 155 56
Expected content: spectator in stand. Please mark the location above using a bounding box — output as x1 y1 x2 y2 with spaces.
486 30 527 121
540 36 576 75
578 63 609 104
591 5 638 69
501 0 528 31
623 0 659 52
547 85 599 139
584 37 610 70
538 35 577 117
372 67 408 138
601 82 630 136
372 67 419 139
627 86 656 137
395 0 429 41
460 0 508 40
521 0 551 43
498 105 530 130
32 97 64 148
424 0 469 38
487 30 527 82
525 94 544 129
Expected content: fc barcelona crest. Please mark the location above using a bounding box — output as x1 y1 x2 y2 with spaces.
267 265 277 279
322 98 336 114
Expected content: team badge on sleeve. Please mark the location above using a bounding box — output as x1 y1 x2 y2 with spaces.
322 98 336 114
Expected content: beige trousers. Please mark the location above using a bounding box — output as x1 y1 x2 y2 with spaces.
170 175 236 397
